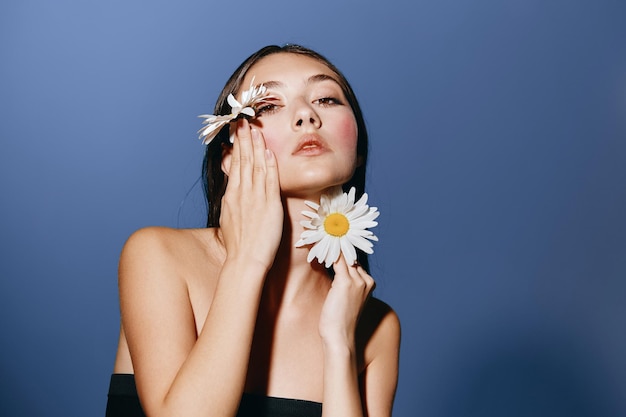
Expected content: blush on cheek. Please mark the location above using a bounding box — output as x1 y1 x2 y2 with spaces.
261 133 279 154
251 124 278 152
338 116 359 149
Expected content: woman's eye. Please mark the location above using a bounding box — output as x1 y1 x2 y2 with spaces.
315 97 342 106
255 103 279 115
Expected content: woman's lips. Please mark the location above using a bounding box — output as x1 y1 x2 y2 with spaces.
293 135 329 156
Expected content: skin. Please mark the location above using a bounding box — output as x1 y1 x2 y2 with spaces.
237 53 360 199
112 53 401 417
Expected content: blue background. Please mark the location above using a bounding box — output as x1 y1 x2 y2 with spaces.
1 1 625 416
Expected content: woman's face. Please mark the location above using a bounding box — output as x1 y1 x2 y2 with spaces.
237 53 359 197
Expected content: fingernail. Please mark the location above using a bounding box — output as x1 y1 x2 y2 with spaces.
251 128 259 140
265 149 273 160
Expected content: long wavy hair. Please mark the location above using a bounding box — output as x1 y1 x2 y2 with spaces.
201 44 370 269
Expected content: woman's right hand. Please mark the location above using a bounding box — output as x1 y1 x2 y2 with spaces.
219 119 283 270
118 120 283 417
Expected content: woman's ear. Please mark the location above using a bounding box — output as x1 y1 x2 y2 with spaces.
221 143 233 176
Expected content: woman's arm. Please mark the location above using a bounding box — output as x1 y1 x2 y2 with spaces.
318 257 401 417
358 300 401 417
120 120 283 417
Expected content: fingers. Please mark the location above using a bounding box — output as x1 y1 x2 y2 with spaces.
333 255 376 295
251 128 267 191
228 120 279 195
219 119 284 266
318 255 376 344
228 119 254 189
264 147 280 199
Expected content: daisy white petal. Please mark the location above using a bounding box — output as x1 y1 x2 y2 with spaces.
354 192 369 207
347 228 371 236
197 77 268 145
302 210 319 219
304 201 320 211
326 238 341 268
347 187 356 204
346 203 369 219
347 234 375 254
340 237 358 266
296 230 324 246
227 94 242 110
197 116 231 145
241 107 255 117
351 219 379 229
308 235 330 264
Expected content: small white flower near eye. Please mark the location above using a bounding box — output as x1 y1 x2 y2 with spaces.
197 77 268 145
295 186 380 268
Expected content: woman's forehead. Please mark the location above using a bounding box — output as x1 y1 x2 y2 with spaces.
241 53 337 90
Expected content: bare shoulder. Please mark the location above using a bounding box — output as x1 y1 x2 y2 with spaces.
360 297 401 341
118 226 226 310
120 226 224 275
115 226 225 372
121 226 222 258
357 297 401 367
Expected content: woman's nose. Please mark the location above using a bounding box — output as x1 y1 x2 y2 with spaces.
296 117 319 127
293 102 321 129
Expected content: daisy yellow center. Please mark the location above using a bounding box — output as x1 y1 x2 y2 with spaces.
324 213 350 237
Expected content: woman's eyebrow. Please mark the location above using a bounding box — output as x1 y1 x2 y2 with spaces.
259 80 283 90
256 74 340 91
307 73 341 86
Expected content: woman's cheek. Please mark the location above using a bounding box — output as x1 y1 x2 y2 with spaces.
337 114 359 150
260 130 280 153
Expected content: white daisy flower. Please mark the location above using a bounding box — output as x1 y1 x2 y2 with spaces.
295 186 380 268
197 77 268 145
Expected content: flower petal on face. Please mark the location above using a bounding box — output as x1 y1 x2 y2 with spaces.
198 123 219 138
197 113 238 145
198 121 227 144
241 107 255 117
197 78 268 146
227 94 242 110
226 94 243 109
198 113 217 121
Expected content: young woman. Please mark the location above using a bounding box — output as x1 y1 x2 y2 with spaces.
106 44 400 417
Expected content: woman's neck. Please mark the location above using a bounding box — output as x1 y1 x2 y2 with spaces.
260 194 330 311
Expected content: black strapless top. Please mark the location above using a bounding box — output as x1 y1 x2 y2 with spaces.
105 374 322 417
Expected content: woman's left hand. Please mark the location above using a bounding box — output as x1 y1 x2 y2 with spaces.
318 256 375 349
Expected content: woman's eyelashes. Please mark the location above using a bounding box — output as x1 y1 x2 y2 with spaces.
255 96 343 116
255 102 280 115
315 97 343 106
